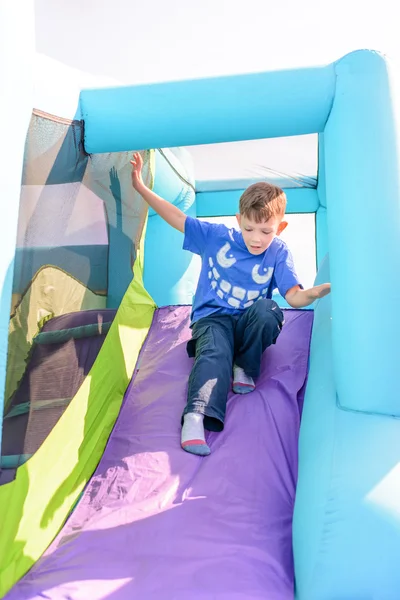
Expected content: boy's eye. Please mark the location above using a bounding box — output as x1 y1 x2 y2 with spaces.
245 228 252 232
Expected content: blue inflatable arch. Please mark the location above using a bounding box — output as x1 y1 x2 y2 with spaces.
81 49 400 417
80 50 400 598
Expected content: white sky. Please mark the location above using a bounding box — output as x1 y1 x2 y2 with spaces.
34 0 400 116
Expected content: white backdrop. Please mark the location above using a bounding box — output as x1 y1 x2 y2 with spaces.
34 0 399 117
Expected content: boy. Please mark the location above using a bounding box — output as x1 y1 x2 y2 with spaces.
130 152 330 457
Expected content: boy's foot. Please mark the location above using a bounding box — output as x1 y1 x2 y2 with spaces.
233 365 255 394
181 413 211 456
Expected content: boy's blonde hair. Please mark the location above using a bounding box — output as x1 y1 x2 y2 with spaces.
239 182 286 223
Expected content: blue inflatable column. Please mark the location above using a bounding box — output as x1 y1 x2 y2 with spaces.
143 149 198 307
324 51 400 415
316 134 328 266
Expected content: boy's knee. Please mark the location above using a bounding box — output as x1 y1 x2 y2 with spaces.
247 300 284 344
249 298 283 321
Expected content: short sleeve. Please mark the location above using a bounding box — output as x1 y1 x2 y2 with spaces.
274 244 303 298
183 217 214 256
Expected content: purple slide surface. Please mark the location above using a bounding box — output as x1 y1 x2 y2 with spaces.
7 306 313 600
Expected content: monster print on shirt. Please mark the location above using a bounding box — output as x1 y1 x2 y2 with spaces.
207 243 274 310
183 216 302 324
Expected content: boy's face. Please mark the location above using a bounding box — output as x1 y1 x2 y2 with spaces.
236 214 287 255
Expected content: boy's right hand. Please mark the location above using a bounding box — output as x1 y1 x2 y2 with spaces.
130 152 145 191
129 151 186 232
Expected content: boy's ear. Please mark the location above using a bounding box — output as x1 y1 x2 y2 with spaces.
277 221 288 235
236 213 241 227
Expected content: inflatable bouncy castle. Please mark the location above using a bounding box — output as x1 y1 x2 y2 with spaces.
1 5 400 599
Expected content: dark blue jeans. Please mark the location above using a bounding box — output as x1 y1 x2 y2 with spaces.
183 299 284 432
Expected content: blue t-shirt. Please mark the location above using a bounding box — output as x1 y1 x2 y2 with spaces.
183 217 302 324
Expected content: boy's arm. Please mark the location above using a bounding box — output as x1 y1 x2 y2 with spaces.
130 152 186 233
274 243 331 308
285 283 331 308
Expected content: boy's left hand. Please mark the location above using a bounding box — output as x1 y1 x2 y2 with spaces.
309 283 331 299
285 282 331 308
